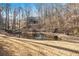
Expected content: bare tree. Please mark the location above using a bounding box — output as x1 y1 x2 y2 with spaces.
5 4 10 30
0 5 3 29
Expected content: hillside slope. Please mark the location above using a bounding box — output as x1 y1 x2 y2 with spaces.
0 34 79 56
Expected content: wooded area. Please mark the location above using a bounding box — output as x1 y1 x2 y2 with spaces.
0 3 79 39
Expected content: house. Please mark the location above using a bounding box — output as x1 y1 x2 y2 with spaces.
27 17 39 32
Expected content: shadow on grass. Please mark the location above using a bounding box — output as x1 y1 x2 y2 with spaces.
29 41 79 54
0 45 13 56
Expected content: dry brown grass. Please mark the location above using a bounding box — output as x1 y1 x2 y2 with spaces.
0 34 79 56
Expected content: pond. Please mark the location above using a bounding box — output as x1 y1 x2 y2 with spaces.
33 33 46 40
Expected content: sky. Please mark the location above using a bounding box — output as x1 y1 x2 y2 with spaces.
0 3 66 18
0 3 65 10
10 3 37 16
0 3 38 17
10 3 35 8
